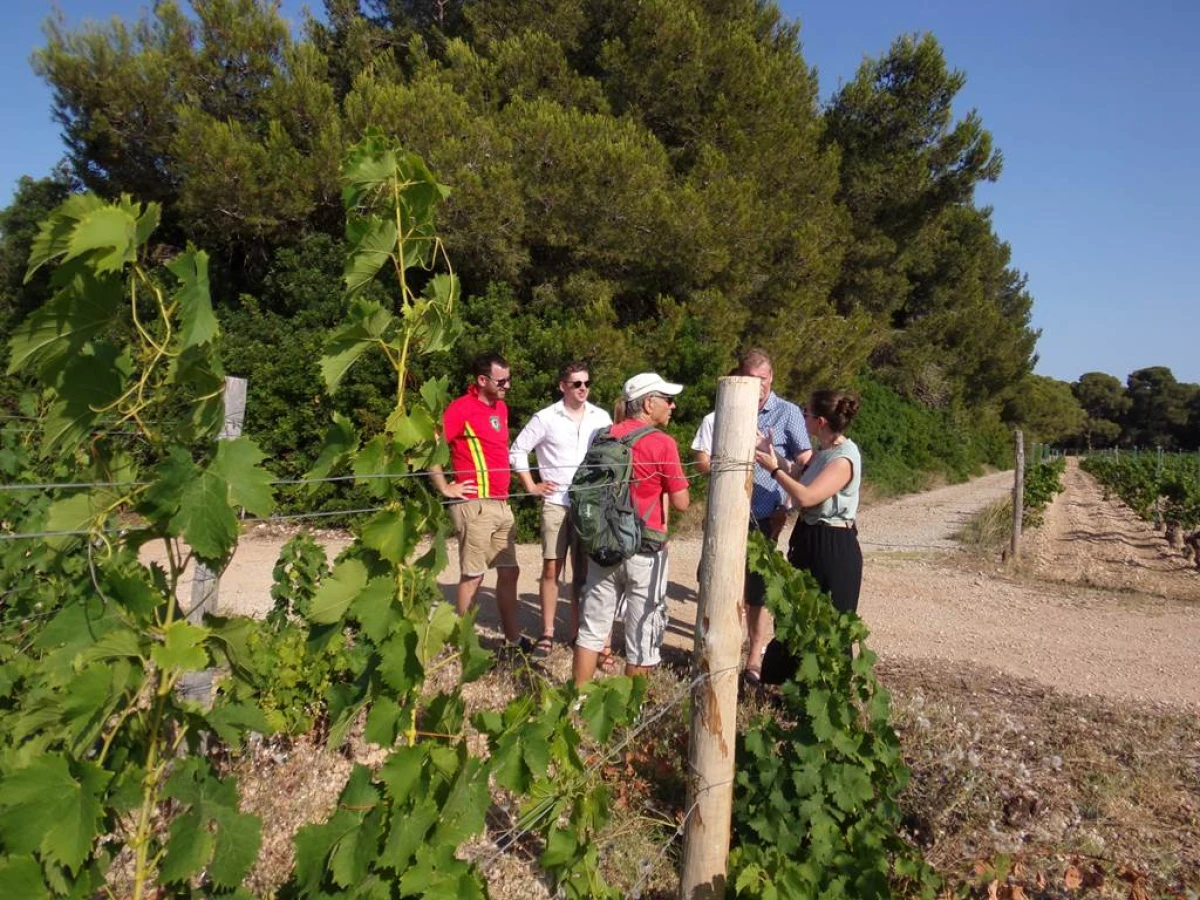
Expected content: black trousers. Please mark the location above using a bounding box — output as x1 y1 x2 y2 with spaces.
786 520 862 614
761 521 862 684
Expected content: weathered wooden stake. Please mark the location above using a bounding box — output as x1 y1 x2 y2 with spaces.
680 376 758 900
178 376 247 705
1010 429 1024 561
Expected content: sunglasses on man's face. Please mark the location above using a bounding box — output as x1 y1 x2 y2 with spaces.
485 375 512 388
566 379 591 389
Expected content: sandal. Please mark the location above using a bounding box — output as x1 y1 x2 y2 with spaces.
533 634 555 659
742 668 762 687
597 648 618 674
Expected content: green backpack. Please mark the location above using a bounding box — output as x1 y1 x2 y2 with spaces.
568 425 668 566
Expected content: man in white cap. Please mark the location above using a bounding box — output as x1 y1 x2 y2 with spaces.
573 373 691 684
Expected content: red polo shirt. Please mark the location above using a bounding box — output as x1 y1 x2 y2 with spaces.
442 385 511 499
610 419 688 533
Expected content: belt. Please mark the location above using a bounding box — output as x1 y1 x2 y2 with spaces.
803 519 856 529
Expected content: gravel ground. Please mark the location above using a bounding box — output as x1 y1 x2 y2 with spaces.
165 464 1200 710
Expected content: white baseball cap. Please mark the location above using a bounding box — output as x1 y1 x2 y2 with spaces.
623 372 684 403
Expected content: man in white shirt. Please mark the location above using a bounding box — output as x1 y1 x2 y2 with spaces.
510 362 613 657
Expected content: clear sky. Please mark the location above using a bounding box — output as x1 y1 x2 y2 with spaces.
3 0 1197 386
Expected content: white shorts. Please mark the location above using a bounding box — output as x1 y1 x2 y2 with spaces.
576 549 669 668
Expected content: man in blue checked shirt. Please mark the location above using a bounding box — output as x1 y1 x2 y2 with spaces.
691 348 811 684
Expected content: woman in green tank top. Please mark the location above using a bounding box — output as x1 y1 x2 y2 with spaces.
752 389 863 684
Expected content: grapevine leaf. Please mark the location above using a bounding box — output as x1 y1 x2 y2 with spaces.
349 576 399 642
171 469 237 563
161 760 261 888
205 701 273 744
320 298 393 393
0 755 111 874
430 753 488 847
7 267 123 379
306 558 368 624
43 493 97 549
419 374 451 416
210 437 275 517
377 625 421 694
25 194 107 277
0 855 50 900
540 826 582 869
377 746 426 806
379 795 438 872
63 203 139 274
454 611 492 683
168 248 218 348
407 274 462 355
41 344 130 454
829 764 874 813
306 413 359 484
140 447 201 522
361 507 419 564
580 676 634 742
385 404 437 447
343 215 398 295
165 343 225 442
208 808 261 889
151 620 210 672
364 697 402 747
75 627 145 666
400 843 480 899
159 811 213 886
417 603 458 666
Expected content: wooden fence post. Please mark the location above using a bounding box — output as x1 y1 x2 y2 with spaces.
680 376 758 899
178 376 247 704
1010 429 1024 561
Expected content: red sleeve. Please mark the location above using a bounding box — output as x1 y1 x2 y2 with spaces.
660 440 688 494
442 398 465 444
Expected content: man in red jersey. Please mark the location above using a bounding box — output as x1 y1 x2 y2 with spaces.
430 352 526 649
573 373 690 684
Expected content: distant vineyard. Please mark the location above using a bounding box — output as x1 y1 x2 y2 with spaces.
1081 452 1200 565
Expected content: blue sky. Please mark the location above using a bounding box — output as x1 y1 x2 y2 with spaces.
3 0 1197 385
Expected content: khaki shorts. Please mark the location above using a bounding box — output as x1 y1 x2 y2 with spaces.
576 548 669 668
448 499 518 577
541 502 589 587
541 502 572 560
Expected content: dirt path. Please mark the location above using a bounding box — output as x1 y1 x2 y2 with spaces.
1029 458 1200 600
184 464 1200 710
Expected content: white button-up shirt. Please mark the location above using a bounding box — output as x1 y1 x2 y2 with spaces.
509 400 613 506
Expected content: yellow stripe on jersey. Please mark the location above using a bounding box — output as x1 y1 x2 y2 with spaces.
463 423 490 497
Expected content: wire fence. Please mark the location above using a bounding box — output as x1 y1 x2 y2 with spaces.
475 660 740 897
0 463 745 542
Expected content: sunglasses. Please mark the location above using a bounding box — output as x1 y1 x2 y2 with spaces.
647 393 676 406
566 379 591 389
485 375 512 388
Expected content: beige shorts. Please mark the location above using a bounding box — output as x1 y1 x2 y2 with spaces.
576 548 669 668
448 499 518 577
541 502 572 560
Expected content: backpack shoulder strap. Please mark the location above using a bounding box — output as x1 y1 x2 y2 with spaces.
618 424 658 447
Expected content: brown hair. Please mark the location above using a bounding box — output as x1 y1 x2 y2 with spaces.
808 389 860 434
737 347 772 375
558 360 589 384
472 351 509 378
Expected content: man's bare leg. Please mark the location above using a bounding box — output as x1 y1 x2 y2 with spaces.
456 574 484 617
573 645 599 686
495 565 522 642
625 664 653 678
539 557 564 639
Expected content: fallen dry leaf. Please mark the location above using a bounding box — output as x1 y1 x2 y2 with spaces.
987 879 1000 900
1064 865 1083 890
